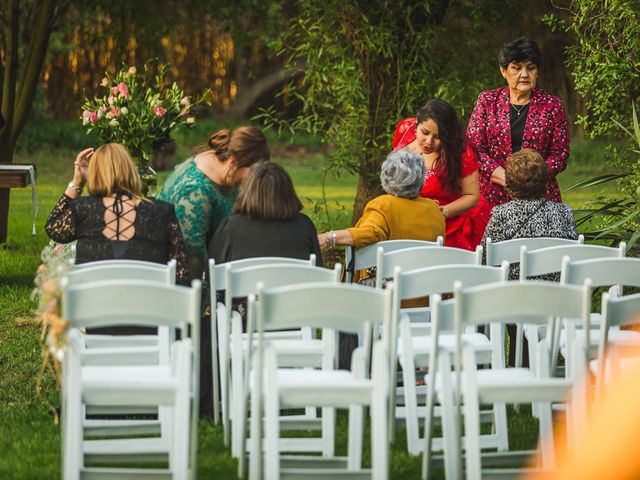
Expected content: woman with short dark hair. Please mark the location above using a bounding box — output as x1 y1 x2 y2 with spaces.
467 37 570 208
208 161 322 264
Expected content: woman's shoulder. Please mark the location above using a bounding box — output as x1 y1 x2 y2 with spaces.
460 143 479 175
476 86 508 103
532 88 564 108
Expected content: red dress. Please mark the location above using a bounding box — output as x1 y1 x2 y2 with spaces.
392 118 491 250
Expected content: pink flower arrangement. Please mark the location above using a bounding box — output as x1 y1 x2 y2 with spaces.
80 62 209 164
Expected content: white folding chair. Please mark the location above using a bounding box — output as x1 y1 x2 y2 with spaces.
596 291 640 404
519 242 626 374
446 281 591 480
345 237 443 283
61 278 201 480
208 255 315 429
392 262 509 456
247 282 393 480
225 263 341 460
64 260 177 439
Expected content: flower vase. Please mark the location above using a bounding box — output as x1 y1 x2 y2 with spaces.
133 152 157 197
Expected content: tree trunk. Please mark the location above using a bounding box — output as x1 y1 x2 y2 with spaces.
227 66 303 120
0 0 20 244
351 171 385 225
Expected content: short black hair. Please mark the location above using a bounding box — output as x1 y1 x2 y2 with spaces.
498 37 542 68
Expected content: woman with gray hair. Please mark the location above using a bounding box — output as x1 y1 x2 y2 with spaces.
318 149 445 249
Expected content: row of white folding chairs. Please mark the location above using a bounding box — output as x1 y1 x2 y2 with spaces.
60 262 201 480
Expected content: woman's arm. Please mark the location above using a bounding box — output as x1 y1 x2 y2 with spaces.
318 200 390 249
318 229 355 248
442 171 480 218
467 92 502 182
166 206 191 285
173 183 213 281
45 148 94 243
543 100 570 177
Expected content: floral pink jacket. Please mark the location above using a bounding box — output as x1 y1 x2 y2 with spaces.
466 86 569 207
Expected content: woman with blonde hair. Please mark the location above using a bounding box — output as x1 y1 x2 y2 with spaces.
158 126 270 281
45 143 189 284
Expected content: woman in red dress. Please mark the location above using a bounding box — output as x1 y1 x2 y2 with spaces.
392 99 490 250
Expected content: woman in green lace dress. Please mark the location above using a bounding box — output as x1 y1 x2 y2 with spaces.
158 126 270 280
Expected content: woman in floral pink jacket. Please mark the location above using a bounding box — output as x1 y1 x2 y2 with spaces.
467 37 569 208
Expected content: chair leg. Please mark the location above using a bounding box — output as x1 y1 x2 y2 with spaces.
437 351 460 480
493 402 509 452
264 349 280 480
322 407 335 457
248 356 262 480
211 312 221 424
463 348 482 480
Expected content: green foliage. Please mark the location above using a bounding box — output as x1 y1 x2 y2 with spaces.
570 103 640 253
547 0 640 137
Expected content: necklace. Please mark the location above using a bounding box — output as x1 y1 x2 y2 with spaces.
511 103 529 116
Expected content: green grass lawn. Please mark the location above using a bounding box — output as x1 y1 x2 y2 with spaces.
0 126 618 478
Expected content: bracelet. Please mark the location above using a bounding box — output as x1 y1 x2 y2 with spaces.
67 181 83 194
328 230 337 249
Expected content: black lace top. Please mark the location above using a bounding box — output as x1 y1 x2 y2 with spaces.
45 194 190 284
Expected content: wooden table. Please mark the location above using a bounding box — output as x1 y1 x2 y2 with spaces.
0 164 37 243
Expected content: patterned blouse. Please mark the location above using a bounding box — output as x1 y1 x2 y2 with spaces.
45 194 190 284
480 198 578 280
157 156 237 280
467 87 570 207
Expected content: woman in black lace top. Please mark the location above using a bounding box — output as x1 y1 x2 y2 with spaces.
45 143 190 284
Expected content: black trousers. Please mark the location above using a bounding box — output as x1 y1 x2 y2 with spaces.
507 324 529 368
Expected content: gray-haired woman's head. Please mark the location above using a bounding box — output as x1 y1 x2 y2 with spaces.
380 149 426 198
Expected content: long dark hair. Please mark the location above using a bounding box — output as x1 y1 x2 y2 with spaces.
416 98 465 193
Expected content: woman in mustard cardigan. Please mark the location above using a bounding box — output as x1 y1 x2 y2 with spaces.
318 149 445 249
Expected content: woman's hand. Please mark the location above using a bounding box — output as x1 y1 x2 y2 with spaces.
73 147 94 187
490 165 506 187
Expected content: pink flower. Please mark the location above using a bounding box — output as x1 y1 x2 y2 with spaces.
107 96 115 105
41 280 57 295
111 86 119 96
52 244 64 254
110 107 120 117
154 106 166 116
180 108 189 116
89 112 98 122
117 82 129 99
180 96 190 106
38 264 47 274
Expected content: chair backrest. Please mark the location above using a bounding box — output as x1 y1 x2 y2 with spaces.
61 278 201 336
485 235 584 266
377 245 482 287
257 282 392 341
454 280 592 330
209 255 316 297
561 256 640 290
65 259 176 285
520 242 625 280
345 237 443 282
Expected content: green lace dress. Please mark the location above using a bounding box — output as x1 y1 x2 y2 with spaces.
157 156 237 280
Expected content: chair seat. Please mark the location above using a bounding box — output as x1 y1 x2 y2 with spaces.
251 368 372 408
399 333 491 362
560 328 640 352
82 365 177 406
475 368 570 404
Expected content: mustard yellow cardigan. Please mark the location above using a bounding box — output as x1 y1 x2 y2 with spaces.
347 194 445 249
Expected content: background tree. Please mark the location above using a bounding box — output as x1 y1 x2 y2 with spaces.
0 0 72 243
547 0 640 252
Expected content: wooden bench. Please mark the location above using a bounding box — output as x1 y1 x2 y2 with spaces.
0 163 38 243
